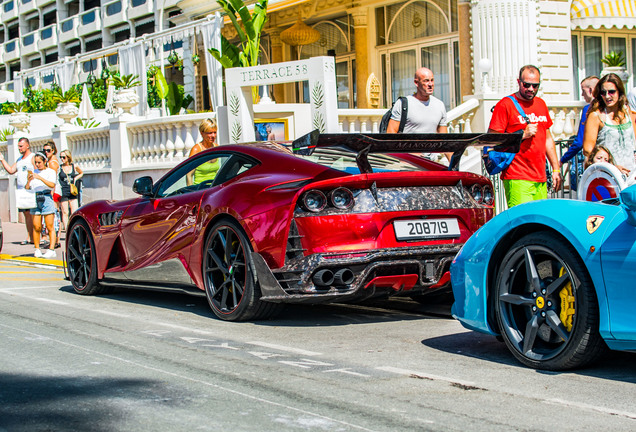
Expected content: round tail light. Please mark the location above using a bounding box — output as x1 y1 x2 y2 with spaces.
329 187 354 210
470 184 483 203
302 190 327 212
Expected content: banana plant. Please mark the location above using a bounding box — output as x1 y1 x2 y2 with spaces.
153 69 194 115
208 0 268 69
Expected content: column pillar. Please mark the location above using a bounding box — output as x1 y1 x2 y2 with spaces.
458 0 473 99
108 117 132 200
269 29 285 103
351 8 369 109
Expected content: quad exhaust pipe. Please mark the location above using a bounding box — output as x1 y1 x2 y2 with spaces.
312 268 354 287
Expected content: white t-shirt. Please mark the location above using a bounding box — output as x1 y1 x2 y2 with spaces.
390 95 448 133
29 168 56 192
16 152 35 189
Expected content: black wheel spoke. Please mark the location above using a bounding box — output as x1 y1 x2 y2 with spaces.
523 248 542 292
499 293 534 306
522 314 540 355
546 272 570 296
546 309 570 342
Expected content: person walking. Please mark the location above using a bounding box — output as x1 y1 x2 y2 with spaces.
58 149 83 230
583 73 636 175
488 64 562 208
560 75 599 191
386 67 448 134
0 137 35 244
25 153 57 258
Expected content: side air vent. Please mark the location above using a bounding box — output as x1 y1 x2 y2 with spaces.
285 219 306 263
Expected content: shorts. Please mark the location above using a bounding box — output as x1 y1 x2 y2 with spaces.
18 208 31 213
53 193 61 202
31 193 57 216
503 179 547 208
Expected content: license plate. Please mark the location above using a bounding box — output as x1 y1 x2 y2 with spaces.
393 218 460 241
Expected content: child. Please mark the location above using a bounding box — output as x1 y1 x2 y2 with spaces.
585 145 615 169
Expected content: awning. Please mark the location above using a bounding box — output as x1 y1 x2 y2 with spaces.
571 0 636 29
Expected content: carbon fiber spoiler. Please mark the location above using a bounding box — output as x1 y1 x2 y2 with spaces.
291 130 522 173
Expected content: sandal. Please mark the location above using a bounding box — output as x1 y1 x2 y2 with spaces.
54 243 61 249
19 240 31 245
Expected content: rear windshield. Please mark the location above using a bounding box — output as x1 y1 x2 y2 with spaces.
290 147 424 174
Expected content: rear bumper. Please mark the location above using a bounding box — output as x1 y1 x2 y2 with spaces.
251 244 461 303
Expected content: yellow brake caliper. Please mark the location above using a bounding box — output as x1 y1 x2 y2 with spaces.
559 267 575 331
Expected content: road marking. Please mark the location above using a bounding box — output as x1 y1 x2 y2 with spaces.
0 286 63 291
246 341 321 356
0 322 380 432
376 366 478 388
94 310 131 318
32 297 69 305
544 398 636 420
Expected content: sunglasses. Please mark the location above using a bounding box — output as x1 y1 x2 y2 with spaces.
521 81 540 89
600 89 618 97
43 148 52 153
60 156 67 159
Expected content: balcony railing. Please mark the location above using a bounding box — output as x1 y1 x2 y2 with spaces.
1 0 17 21
59 16 79 43
38 24 58 50
79 7 102 36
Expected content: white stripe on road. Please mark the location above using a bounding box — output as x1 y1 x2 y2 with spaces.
32 297 69 305
544 398 636 420
246 341 322 356
376 365 477 387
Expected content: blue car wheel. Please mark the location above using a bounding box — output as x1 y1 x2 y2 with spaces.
495 232 606 370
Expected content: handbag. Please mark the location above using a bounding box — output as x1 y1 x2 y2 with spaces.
70 183 78 196
483 95 530 175
64 166 78 196
16 187 36 209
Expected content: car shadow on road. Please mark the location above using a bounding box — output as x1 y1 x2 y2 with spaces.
58 284 454 327
421 332 636 383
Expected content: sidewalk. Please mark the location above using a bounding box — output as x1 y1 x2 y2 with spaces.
1 221 65 268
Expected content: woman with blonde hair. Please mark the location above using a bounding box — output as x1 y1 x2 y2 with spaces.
187 118 219 185
583 73 636 175
58 149 84 229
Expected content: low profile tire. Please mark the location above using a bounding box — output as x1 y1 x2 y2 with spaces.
66 219 104 295
495 232 606 370
203 219 282 321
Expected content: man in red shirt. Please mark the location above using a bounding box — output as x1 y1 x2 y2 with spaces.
488 65 562 207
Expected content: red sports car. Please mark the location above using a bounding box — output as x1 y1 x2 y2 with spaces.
65 131 519 321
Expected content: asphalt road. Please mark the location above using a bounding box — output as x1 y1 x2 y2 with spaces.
1 261 635 432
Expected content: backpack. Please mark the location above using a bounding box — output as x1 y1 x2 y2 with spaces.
483 95 529 175
379 96 408 133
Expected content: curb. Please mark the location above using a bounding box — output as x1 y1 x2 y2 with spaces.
0 253 65 269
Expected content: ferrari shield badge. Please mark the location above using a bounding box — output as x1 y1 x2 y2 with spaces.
586 215 604 234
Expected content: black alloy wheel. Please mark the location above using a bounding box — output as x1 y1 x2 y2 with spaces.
203 219 281 321
495 232 606 370
66 220 102 295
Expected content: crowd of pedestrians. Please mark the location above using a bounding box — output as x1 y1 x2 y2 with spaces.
0 137 83 258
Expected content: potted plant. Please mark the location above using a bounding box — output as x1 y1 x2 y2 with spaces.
111 73 141 115
601 51 629 81
52 87 81 124
6 101 31 132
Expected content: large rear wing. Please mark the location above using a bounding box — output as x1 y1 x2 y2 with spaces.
291 130 522 173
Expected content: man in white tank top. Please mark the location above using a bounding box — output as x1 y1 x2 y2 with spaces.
0 137 35 244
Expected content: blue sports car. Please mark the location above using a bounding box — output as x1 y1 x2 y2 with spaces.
451 185 636 370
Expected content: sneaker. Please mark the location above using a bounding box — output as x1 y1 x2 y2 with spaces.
42 249 56 259
34 249 43 258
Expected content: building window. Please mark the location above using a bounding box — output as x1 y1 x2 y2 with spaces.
376 0 458 109
106 1 122 16
131 0 146 7
573 30 634 94
299 18 356 108
3 1 13 12
81 10 96 25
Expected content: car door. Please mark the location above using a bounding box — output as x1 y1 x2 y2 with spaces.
600 214 636 340
118 152 231 283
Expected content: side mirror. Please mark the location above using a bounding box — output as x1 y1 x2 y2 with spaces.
620 184 636 226
133 176 154 196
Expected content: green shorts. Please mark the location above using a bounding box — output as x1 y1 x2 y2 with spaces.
503 179 547 208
